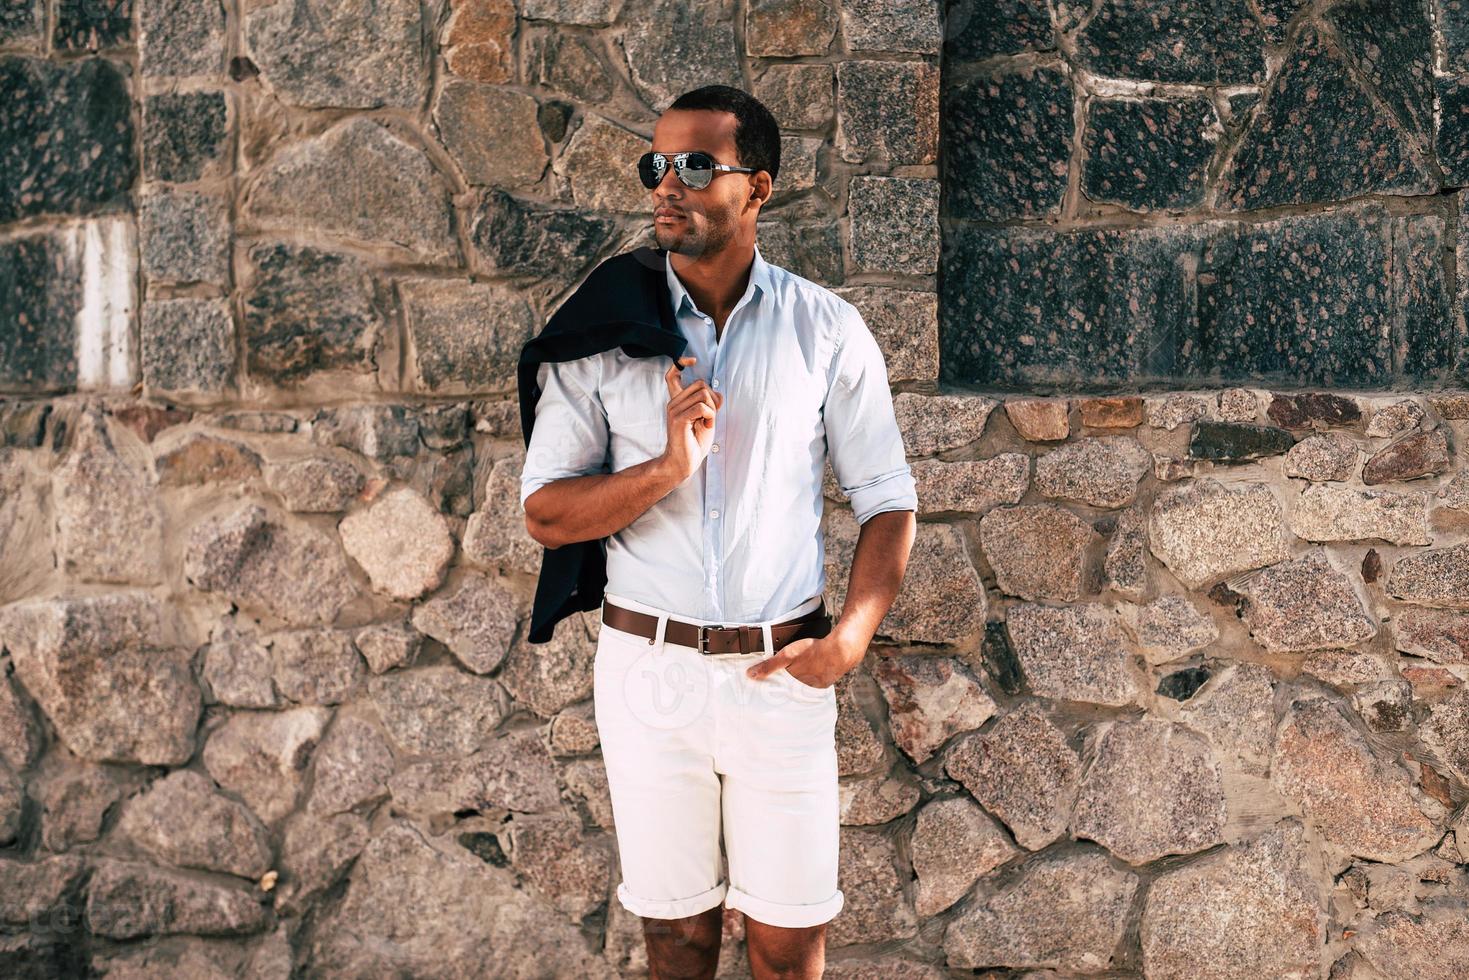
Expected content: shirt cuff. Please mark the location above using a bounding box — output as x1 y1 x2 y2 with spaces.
847 468 918 526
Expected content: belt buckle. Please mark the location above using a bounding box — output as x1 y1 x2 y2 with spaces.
697 624 724 655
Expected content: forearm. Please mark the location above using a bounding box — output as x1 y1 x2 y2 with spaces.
525 455 683 549
830 509 917 653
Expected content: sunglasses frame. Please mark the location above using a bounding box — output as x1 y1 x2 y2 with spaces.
638 150 758 190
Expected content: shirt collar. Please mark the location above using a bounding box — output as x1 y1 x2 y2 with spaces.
665 243 774 318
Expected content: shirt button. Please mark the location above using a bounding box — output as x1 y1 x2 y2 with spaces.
711 443 719 452
711 379 719 388
709 509 719 518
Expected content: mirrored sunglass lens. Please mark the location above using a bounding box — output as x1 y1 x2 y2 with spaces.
637 153 663 188
678 153 713 187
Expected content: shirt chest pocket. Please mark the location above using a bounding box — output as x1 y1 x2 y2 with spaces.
601 354 671 467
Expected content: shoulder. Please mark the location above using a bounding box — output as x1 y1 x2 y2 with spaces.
761 259 864 341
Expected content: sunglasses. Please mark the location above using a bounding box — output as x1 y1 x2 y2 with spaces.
637 150 757 190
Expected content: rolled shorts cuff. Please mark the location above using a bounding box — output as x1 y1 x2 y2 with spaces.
723 885 845 929
616 879 727 920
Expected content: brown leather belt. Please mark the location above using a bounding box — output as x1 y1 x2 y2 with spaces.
601 596 832 655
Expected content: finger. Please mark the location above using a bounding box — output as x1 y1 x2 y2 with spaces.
746 638 811 679
668 381 716 413
664 356 696 396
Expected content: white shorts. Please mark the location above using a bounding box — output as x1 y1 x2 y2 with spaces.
593 589 844 929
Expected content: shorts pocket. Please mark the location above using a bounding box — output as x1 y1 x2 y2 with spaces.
781 666 834 701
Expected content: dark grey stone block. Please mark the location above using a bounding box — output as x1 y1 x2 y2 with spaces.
0 55 135 223
943 66 1072 221
52 0 132 50
142 89 229 183
1324 0 1433 140
941 205 1454 391
944 0 1051 60
1082 96 1216 212
0 230 82 389
242 242 387 384
1217 23 1434 210
469 189 618 277
1073 0 1265 84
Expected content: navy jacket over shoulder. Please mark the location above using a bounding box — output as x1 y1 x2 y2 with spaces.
517 245 688 643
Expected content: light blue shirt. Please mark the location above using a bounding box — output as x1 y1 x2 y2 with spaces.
519 243 917 623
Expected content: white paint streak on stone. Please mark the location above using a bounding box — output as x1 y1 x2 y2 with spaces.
72 217 137 390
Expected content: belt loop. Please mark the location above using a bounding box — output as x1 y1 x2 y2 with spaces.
651 610 669 657
760 622 775 660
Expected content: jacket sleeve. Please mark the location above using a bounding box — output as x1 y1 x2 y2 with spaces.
520 355 610 509
823 304 918 525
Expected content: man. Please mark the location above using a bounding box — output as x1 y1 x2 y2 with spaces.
520 85 916 980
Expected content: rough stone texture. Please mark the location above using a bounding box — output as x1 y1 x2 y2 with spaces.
1121 594 1219 665
1363 428 1451 484
368 665 508 757
140 189 230 286
435 79 548 189
824 508 987 643
86 860 269 940
464 451 543 573
849 176 940 276
1393 608 1469 663
410 573 522 673
142 90 229 183
1386 542 1469 609
1177 662 1277 776
1034 436 1151 507
942 206 1451 390
1219 23 1432 210
1352 904 1469 979
836 60 939 165
980 504 1099 601
338 485 455 601
944 702 1081 850
1236 549 1378 653
305 820 610 976
242 242 388 386
245 118 457 265
245 0 426 109
0 593 200 765
184 502 360 627
1140 820 1327 980
1284 432 1360 482
1148 479 1292 588
943 848 1139 971
623 0 742 107
263 455 366 513
52 410 165 584
1071 718 1228 864
869 655 996 764
891 392 995 455
1006 602 1142 707
1419 687 1469 783
140 0 227 77
401 278 537 394
497 611 596 719
1290 483 1430 545
827 827 918 948
202 706 331 826
1271 697 1443 862
905 454 1027 516
115 770 273 879
910 796 1019 916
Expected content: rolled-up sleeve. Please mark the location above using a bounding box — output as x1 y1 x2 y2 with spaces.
519 355 610 510
823 305 918 525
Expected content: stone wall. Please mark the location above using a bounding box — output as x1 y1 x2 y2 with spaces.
0 1 1467 978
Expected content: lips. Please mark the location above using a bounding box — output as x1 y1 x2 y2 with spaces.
655 209 683 220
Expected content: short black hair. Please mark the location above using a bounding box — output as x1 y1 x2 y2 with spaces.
666 85 781 185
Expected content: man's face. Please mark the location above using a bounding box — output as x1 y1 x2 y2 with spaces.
648 109 762 259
